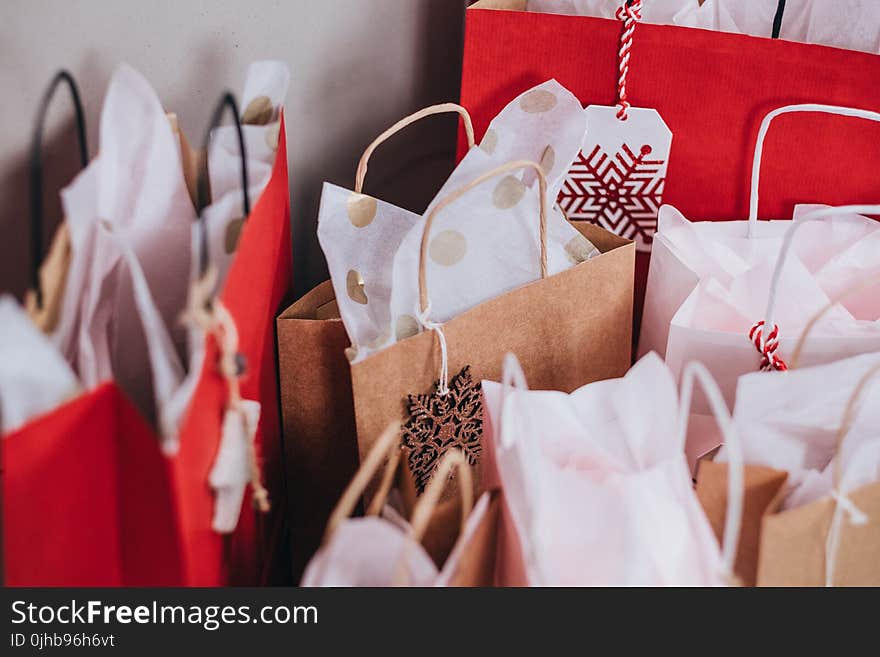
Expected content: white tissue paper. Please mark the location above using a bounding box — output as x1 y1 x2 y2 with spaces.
54 61 288 448
482 353 727 586
202 60 290 293
528 0 699 24
0 296 80 434
677 0 880 54
54 63 193 427
319 79 598 362
644 204 880 410
723 351 880 510
529 0 880 54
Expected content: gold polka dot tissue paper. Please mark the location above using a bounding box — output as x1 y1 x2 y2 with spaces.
318 79 601 365
199 60 289 291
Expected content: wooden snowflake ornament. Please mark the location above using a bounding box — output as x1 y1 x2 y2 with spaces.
402 365 483 493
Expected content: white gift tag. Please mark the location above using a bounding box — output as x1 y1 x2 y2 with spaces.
557 105 672 252
209 399 261 533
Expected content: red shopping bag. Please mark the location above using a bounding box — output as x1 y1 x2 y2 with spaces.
3 384 181 586
172 109 292 586
2 88 291 586
459 2 880 328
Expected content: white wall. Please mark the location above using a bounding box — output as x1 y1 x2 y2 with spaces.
0 0 467 298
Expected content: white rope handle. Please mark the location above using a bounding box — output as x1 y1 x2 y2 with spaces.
499 352 530 450
761 204 880 351
748 104 880 237
823 361 880 586
677 362 744 582
415 301 451 396
496 352 549 586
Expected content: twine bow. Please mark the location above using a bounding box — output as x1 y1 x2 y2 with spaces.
748 321 788 372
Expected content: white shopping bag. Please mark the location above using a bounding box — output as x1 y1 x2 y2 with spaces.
54 62 288 447
725 352 880 512
639 104 880 462
481 352 744 586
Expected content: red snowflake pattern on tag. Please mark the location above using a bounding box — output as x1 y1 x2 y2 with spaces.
557 143 666 245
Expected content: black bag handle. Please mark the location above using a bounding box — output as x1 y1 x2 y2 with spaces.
196 92 251 278
772 0 786 39
29 70 88 308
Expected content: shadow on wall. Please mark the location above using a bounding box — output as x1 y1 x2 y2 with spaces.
0 0 469 303
0 42 232 301
0 109 82 304
292 0 469 299
0 45 105 302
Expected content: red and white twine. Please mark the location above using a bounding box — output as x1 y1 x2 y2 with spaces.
748 321 789 372
615 0 643 121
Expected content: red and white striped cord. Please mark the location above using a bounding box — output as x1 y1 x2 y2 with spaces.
749 321 789 372
615 0 642 121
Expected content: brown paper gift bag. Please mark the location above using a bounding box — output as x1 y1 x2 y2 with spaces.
394 438 499 584
695 461 788 586
300 422 498 586
350 159 634 503
398 444 500 587
276 287 494 581
697 290 880 587
696 360 880 587
276 282 360 581
276 104 478 580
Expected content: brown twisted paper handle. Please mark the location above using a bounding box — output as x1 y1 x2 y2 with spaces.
418 159 549 314
775 278 879 585
322 422 402 545
393 449 473 586
355 103 475 194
